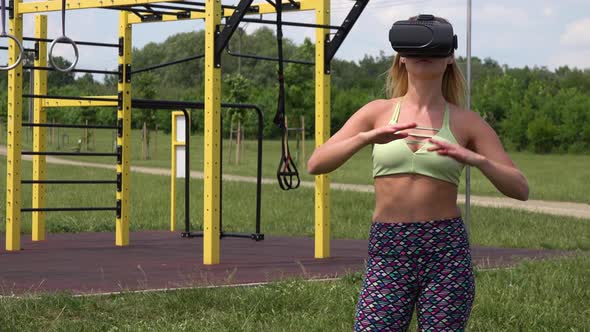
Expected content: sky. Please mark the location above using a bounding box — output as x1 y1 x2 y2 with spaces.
2 0 590 76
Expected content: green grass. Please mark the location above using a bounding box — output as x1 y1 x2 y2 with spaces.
4 127 589 203
0 254 588 331
1 155 589 251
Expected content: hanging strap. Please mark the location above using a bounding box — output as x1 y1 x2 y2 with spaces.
48 0 79 72
272 1 300 190
0 0 23 71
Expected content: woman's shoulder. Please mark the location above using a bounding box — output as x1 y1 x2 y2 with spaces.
448 103 486 126
357 98 399 117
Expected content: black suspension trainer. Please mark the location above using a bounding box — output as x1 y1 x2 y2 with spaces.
272 1 300 190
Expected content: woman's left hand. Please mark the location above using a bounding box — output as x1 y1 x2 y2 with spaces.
427 138 487 167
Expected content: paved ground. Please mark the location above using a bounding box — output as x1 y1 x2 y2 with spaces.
0 231 577 296
2 145 590 219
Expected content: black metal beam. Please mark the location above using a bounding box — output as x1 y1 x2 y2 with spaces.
21 207 118 213
22 123 118 130
240 17 341 30
324 0 369 74
22 180 117 185
215 0 255 67
131 54 204 74
22 37 119 48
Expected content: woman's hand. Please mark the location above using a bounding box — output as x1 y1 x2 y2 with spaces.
362 122 417 145
427 138 487 167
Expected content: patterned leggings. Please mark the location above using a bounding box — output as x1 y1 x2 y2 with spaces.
354 216 475 332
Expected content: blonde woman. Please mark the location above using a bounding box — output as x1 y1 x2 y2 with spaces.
307 15 529 331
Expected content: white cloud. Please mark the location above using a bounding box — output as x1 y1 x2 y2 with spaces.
560 17 590 47
476 4 532 28
543 7 554 17
549 50 590 69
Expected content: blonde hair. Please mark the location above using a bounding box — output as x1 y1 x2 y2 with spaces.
385 16 467 107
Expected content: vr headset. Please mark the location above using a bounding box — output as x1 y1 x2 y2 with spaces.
389 14 457 57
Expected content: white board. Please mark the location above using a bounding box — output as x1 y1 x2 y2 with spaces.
176 146 186 178
176 116 186 143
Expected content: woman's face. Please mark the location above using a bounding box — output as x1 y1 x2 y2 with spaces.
401 55 454 81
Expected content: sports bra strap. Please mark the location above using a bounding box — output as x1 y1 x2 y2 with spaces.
442 103 450 129
389 99 450 129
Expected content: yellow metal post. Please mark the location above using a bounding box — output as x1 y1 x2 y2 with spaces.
203 0 222 265
116 11 132 246
170 111 188 232
32 15 48 241
315 0 331 259
5 0 23 251
171 113 177 232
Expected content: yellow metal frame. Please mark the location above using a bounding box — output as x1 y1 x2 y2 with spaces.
314 0 330 258
116 11 132 246
32 15 48 241
203 0 222 265
170 111 189 232
5 0 335 264
5 0 23 251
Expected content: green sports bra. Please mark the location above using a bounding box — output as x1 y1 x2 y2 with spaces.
372 100 465 185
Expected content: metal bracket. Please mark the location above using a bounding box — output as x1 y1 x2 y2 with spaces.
34 42 39 61
116 173 122 192
117 118 123 137
125 64 131 83
142 14 163 22
176 11 191 20
117 91 123 110
324 0 369 74
118 37 124 57
8 0 13 19
214 0 255 68
116 145 122 165
116 199 122 218
118 64 123 83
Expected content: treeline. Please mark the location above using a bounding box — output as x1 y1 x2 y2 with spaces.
1 27 589 153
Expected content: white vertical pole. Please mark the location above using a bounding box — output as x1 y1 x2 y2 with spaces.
465 0 472 232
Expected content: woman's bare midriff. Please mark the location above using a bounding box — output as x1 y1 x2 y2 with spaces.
373 174 462 223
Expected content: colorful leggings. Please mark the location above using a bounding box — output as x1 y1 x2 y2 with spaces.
354 217 475 332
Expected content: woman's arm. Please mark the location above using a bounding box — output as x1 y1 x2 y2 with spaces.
429 111 529 201
307 99 415 175
467 113 529 201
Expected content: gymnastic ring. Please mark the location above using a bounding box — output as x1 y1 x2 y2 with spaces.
0 32 23 71
48 35 79 72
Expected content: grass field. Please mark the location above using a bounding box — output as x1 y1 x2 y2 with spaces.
1 155 589 250
1 132 589 331
2 127 589 203
0 255 588 331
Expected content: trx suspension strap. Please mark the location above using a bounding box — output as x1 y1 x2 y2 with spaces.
272 1 300 190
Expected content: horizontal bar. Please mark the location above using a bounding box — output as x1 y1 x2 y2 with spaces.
23 65 119 75
22 180 117 184
240 17 341 30
43 99 118 108
0 46 37 53
226 49 314 66
21 207 117 213
22 123 118 129
22 37 119 48
131 54 204 74
22 151 119 157
24 94 119 102
19 0 315 14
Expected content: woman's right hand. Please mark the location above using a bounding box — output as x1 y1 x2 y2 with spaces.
361 122 417 145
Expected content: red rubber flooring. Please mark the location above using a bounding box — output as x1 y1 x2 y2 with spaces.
0 231 573 296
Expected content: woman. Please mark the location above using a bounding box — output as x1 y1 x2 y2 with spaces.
307 16 529 331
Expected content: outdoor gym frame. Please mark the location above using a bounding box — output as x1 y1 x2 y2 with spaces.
4 0 369 265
